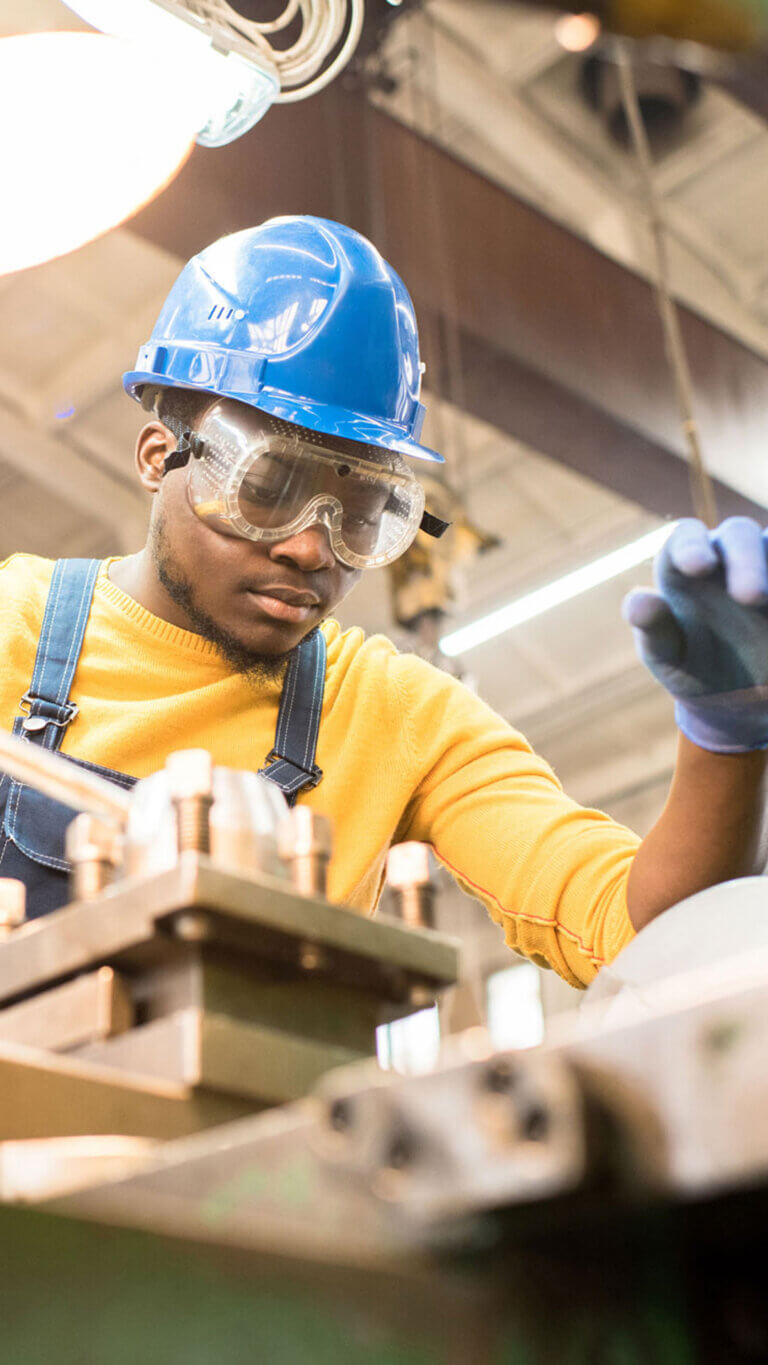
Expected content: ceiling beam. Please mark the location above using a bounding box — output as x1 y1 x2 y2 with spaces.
129 88 768 517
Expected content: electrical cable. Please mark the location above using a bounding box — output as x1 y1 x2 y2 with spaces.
615 40 719 528
166 0 363 102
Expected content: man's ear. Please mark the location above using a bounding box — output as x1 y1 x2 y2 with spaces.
136 421 175 493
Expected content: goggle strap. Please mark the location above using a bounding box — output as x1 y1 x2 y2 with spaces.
420 510 451 539
161 415 207 476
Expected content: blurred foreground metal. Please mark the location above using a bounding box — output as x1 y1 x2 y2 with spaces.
0 890 764 1358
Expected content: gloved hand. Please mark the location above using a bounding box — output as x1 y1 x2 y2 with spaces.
623 517 768 754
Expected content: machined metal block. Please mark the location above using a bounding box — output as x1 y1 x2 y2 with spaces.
0 968 133 1052
0 1040 250 1142
76 1009 368 1105
0 856 459 1011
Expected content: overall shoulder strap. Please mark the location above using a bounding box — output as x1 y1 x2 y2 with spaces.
258 628 327 807
15 558 101 751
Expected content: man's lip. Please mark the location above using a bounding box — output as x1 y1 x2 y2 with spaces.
244 584 321 607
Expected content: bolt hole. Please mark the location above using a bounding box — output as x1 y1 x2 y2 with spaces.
328 1098 354 1133
483 1059 518 1094
385 1129 417 1170
522 1105 550 1143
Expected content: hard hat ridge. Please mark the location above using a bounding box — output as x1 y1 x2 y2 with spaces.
124 215 442 464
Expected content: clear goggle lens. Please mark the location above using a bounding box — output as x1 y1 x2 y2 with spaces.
186 401 425 569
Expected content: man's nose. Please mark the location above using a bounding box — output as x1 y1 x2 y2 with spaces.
269 522 338 572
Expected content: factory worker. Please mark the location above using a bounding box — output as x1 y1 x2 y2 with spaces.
0 216 766 990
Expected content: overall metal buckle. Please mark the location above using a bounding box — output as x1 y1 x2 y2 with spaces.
18 693 80 735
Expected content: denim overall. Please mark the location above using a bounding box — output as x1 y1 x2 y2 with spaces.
0 559 326 919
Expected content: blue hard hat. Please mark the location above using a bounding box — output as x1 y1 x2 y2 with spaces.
123 215 442 463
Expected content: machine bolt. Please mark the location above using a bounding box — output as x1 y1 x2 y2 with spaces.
407 982 436 1012
386 842 435 929
299 940 328 972
165 750 214 856
65 814 119 901
171 911 214 943
0 878 26 934
278 807 333 897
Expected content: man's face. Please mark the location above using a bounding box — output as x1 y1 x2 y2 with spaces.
137 401 363 663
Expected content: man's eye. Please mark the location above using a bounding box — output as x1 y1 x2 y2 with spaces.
242 482 282 503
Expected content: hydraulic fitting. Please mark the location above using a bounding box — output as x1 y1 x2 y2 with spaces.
278 807 333 897
165 749 214 857
386 842 435 929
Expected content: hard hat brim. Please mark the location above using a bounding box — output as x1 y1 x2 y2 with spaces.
123 371 444 465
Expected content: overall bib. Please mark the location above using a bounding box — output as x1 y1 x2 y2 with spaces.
0 559 326 919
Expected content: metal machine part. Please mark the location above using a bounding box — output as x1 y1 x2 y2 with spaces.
0 879 25 935
584 877 768 1024
0 856 459 1117
42 1047 593 1265
126 759 291 882
386 842 435 929
66 814 121 901
166 749 214 856
26 934 768 1266
278 807 333 897
0 1040 248 1144
0 968 133 1052
0 728 130 825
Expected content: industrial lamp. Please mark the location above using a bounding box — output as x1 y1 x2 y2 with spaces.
61 0 280 148
0 31 199 275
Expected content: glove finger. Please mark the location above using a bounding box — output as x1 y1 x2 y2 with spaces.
662 518 719 580
622 589 685 665
713 516 768 606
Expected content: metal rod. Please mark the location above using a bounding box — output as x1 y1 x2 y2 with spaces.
0 730 131 826
615 41 719 529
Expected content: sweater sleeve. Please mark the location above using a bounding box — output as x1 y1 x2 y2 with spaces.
394 654 639 988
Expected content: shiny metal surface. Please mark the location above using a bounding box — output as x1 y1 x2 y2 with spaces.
66 814 120 901
42 942 768 1266
77 1008 367 1105
0 1040 249 1142
0 968 133 1052
0 729 130 825
0 856 458 1010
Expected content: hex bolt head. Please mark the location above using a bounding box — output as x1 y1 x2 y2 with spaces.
165 749 214 801
278 808 333 897
65 813 118 865
278 807 333 861
0 879 25 933
386 842 431 890
65 814 119 900
386 842 435 929
165 750 214 856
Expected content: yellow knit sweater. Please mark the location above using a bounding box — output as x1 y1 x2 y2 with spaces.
0 555 639 986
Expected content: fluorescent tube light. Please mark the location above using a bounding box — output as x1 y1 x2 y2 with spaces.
440 523 672 657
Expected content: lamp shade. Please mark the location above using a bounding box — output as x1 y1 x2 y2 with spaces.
0 31 198 276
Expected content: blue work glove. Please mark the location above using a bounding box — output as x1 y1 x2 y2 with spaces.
623 517 768 754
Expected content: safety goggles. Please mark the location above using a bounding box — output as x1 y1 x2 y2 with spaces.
159 398 449 570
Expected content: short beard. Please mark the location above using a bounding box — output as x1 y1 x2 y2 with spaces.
151 516 291 684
